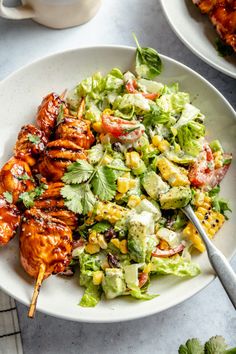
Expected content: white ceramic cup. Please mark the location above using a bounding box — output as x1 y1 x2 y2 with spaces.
0 0 102 29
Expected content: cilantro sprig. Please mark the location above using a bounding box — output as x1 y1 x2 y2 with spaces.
27 134 41 144
61 153 117 215
19 183 48 208
178 335 235 354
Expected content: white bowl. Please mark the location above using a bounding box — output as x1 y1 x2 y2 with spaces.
0 46 235 323
160 0 236 78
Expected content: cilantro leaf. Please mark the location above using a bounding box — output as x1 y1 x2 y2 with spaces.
61 184 95 215
3 191 13 204
17 173 33 181
62 160 94 184
19 192 35 208
205 336 227 354
178 338 204 354
91 221 111 233
92 166 116 201
79 184 96 215
27 134 41 144
56 104 65 126
61 185 83 214
19 183 48 208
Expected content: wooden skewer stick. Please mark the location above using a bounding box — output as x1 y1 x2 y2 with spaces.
77 98 85 119
28 263 46 319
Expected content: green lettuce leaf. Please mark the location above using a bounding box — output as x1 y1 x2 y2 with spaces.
177 121 205 157
151 256 201 277
79 281 102 307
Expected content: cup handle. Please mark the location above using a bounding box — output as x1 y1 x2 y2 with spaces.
0 0 34 20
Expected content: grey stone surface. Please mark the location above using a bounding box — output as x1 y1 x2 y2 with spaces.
0 0 235 353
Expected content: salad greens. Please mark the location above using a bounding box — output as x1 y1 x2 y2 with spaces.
57 38 231 307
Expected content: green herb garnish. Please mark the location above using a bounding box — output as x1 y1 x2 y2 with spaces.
3 191 13 204
27 134 41 144
133 33 162 79
19 183 48 208
215 38 234 57
61 153 117 215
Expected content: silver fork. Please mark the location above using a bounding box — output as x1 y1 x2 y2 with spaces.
182 204 236 310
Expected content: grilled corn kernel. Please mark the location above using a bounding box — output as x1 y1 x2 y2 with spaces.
97 234 108 249
183 196 225 252
213 151 223 168
115 193 125 200
129 179 136 189
125 151 141 169
194 191 206 207
101 154 113 165
95 201 127 224
127 195 141 208
117 176 130 194
93 271 104 285
120 239 128 254
152 135 162 147
92 121 103 133
85 243 100 254
143 263 152 274
88 230 98 244
111 238 120 249
156 156 190 187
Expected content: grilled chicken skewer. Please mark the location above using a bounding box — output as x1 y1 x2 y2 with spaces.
38 139 87 181
34 181 78 230
0 157 35 204
0 195 21 246
14 124 48 166
36 92 65 139
20 208 72 318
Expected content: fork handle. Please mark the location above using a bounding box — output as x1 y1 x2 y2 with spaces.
207 247 236 309
183 204 236 309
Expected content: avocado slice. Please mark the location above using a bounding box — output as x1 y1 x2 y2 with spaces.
142 171 169 199
160 186 191 209
102 268 126 299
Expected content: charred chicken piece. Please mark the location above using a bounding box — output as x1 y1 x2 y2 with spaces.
193 0 236 52
0 157 35 204
36 93 64 139
20 208 72 280
38 139 87 181
34 182 78 230
14 124 48 166
55 116 95 150
0 195 21 246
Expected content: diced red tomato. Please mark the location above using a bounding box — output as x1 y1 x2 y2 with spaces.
189 144 232 189
125 80 159 101
138 272 149 288
152 244 185 258
102 114 144 143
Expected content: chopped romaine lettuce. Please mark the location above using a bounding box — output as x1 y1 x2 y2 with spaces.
79 281 102 307
174 103 201 129
177 121 205 157
151 256 201 277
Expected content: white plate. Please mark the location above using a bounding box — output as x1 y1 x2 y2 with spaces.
0 46 235 323
160 0 236 78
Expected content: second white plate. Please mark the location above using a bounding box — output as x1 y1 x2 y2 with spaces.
161 0 236 78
